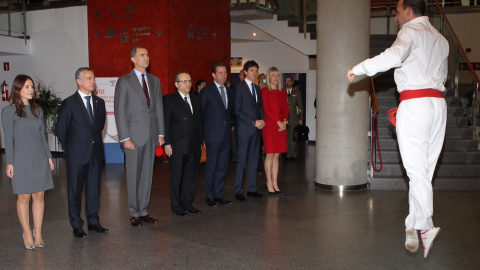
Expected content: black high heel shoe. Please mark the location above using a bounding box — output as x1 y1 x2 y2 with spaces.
274 188 283 195
265 185 277 195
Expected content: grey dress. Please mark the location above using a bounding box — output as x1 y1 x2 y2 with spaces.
1 105 54 194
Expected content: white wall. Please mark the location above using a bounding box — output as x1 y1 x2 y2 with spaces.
0 6 89 148
447 13 480 79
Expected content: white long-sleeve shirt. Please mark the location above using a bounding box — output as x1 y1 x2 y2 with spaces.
353 16 449 92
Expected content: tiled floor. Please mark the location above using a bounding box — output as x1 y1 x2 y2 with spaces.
1 143 479 269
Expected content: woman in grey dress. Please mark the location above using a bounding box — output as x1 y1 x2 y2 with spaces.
1 74 54 250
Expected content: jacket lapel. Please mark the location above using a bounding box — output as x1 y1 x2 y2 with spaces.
176 92 192 115
212 83 227 110
129 70 149 108
74 92 93 130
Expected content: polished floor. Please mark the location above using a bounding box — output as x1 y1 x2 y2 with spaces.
1 143 479 269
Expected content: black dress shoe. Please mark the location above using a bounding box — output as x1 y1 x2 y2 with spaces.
291 157 296 162
235 193 247 202
206 199 217 207
73 228 87 238
214 197 233 205
88 224 109 233
265 185 276 195
140 215 158 224
274 188 284 195
130 217 143 227
247 191 264 198
173 210 188 217
186 207 201 214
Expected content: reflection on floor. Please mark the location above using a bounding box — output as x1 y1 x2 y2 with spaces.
1 143 479 269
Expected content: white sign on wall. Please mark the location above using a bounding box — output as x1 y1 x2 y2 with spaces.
96 77 118 143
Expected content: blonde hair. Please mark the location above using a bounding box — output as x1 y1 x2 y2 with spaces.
266 67 282 92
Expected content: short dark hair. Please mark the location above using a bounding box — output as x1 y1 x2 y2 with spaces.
285 76 293 81
75 67 93 82
174 71 190 82
402 0 426 16
212 62 227 73
293 80 300 87
243 60 259 72
258 73 266 78
130 45 146 58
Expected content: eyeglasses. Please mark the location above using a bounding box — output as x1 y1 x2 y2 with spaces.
176 80 192 84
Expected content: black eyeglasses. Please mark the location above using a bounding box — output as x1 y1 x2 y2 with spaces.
176 80 192 83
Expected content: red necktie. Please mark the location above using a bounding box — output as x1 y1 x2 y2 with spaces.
142 74 150 108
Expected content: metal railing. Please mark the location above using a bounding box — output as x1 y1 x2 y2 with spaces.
428 0 479 140
0 0 27 43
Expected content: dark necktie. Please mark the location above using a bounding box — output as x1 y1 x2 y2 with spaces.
288 90 291 97
251 83 256 103
142 74 150 108
184 96 192 113
219 86 226 108
84 96 94 126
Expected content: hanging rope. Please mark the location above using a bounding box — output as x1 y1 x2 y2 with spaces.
370 77 383 172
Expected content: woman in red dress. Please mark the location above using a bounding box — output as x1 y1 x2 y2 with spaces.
261 67 289 195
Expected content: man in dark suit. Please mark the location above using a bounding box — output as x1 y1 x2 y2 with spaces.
200 62 234 207
114 45 165 226
163 71 203 216
56 67 108 238
233 60 265 202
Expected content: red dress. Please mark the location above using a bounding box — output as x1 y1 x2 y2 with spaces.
261 87 290 153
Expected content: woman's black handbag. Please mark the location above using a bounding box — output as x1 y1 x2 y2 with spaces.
293 125 309 142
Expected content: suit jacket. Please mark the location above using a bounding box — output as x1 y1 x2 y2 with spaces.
233 80 264 136
55 91 106 164
287 88 304 123
163 92 203 154
200 82 233 142
114 70 165 147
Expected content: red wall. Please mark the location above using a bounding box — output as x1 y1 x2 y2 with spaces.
88 0 231 94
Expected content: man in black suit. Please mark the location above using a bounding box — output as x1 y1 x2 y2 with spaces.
56 67 108 238
233 60 265 202
163 71 203 216
200 62 234 207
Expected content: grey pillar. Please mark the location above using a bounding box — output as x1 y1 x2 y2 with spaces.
315 0 370 190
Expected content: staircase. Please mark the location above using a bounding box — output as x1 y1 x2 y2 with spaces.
369 35 480 190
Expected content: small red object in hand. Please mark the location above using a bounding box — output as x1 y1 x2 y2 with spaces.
155 143 164 157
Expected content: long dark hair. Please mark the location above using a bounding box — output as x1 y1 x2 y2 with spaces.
195 79 206 92
11 74 39 118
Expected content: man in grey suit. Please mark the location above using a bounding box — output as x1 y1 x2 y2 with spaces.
114 45 165 226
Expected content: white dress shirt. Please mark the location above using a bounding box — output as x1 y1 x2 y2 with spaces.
352 16 449 92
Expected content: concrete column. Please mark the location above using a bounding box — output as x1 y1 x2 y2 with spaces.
315 0 370 190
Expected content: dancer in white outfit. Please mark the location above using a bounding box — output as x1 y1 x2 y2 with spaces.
347 0 448 258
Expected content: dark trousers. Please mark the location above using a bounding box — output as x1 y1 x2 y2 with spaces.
234 130 260 194
66 149 101 229
169 152 200 212
204 136 231 200
231 129 238 162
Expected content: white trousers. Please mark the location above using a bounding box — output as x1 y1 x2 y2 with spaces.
396 97 447 230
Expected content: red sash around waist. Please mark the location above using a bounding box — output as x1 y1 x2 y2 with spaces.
399 89 444 101
388 89 444 127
